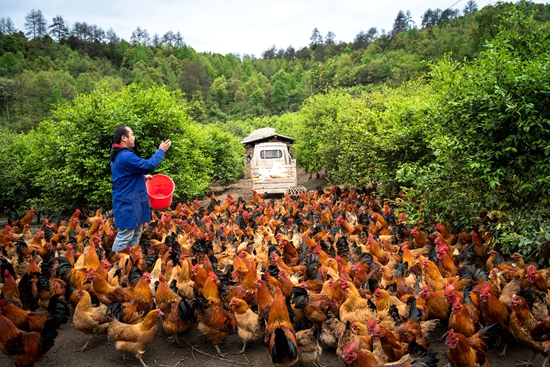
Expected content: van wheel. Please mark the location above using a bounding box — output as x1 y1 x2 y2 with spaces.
286 186 308 196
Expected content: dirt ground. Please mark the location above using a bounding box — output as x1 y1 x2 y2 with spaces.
0 170 540 367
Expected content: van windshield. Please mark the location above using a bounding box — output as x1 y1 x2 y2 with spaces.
260 149 283 159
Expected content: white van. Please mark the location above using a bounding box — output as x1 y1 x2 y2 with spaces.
250 142 297 194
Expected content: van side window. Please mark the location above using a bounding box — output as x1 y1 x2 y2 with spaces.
260 149 283 159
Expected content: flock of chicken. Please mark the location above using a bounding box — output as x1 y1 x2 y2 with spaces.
0 186 549 367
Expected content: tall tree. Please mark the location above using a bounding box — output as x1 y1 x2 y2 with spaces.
48 15 69 42
105 27 119 55
25 9 48 39
325 31 336 46
89 24 105 42
72 21 88 40
353 27 377 49
0 17 17 36
162 31 174 46
106 27 119 44
310 28 323 48
130 27 150 45
463 0 478 14
262 45 277 60
284 45 296 60
174 31 184 47
392 10 413 36
440 8 460 23
151 33 161 47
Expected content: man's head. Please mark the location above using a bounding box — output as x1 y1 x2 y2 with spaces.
113 125 135 148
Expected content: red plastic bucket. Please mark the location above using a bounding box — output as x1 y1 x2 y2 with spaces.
146 174 175 210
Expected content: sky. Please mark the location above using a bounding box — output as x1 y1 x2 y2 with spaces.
0 0 545 57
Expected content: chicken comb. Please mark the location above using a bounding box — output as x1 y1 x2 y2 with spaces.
366 319 376 328
373 324 381 333
342 342 357 355
445 284 455 294
452 297 462 307
480 284 491 294
447 329 455 338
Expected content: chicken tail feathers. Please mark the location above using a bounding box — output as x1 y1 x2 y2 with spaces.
407 296 422 323
270 327 299 364
177 298 197 321
39 295 69 355
518 287 545 310
47 294 70 322
477 323 502 349
411 352 439 367
106 301 124 322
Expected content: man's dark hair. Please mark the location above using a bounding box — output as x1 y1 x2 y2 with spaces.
113 125 128 144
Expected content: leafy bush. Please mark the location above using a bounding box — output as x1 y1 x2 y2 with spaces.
30 83 213 214
293 83 435 192
201 125 245 187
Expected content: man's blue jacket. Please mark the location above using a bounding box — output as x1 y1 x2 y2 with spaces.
110 148 165 228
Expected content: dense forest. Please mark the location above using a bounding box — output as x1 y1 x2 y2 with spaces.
1 1 548 131
1 1 550 259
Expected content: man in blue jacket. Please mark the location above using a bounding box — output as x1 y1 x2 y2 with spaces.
109 125 171 253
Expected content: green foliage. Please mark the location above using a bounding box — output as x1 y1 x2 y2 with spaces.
0 128 42 213
201 125 245 187
485 206 550 265
293 83 435 189
399 6 550 224
30 83 212 214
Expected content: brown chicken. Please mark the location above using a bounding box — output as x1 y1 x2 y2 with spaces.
445 323 502 367
477 283 510 327
369 320 428 362
230 297 266 354
107 272 155 325
90 269 134 306
287 286 340 325
509 293 550 366
255 278 274 321
1 269 22 308
195 279 237 357
72 289 109 352
155 273 196 345
107 308 164 367
520 265 549 293
295 324 323 367
342 341 439 366
0 294 69 367
0 296 64 332
339 281 378 325
265 286 299 367
447 297 480 338
10 207 35 233
224 259 258 308
419 286 450 322
336 321 373 360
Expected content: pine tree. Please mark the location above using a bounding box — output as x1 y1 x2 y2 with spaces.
48 15 69 42
325 31 336 46
463 0 478 15
310 28 323 48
